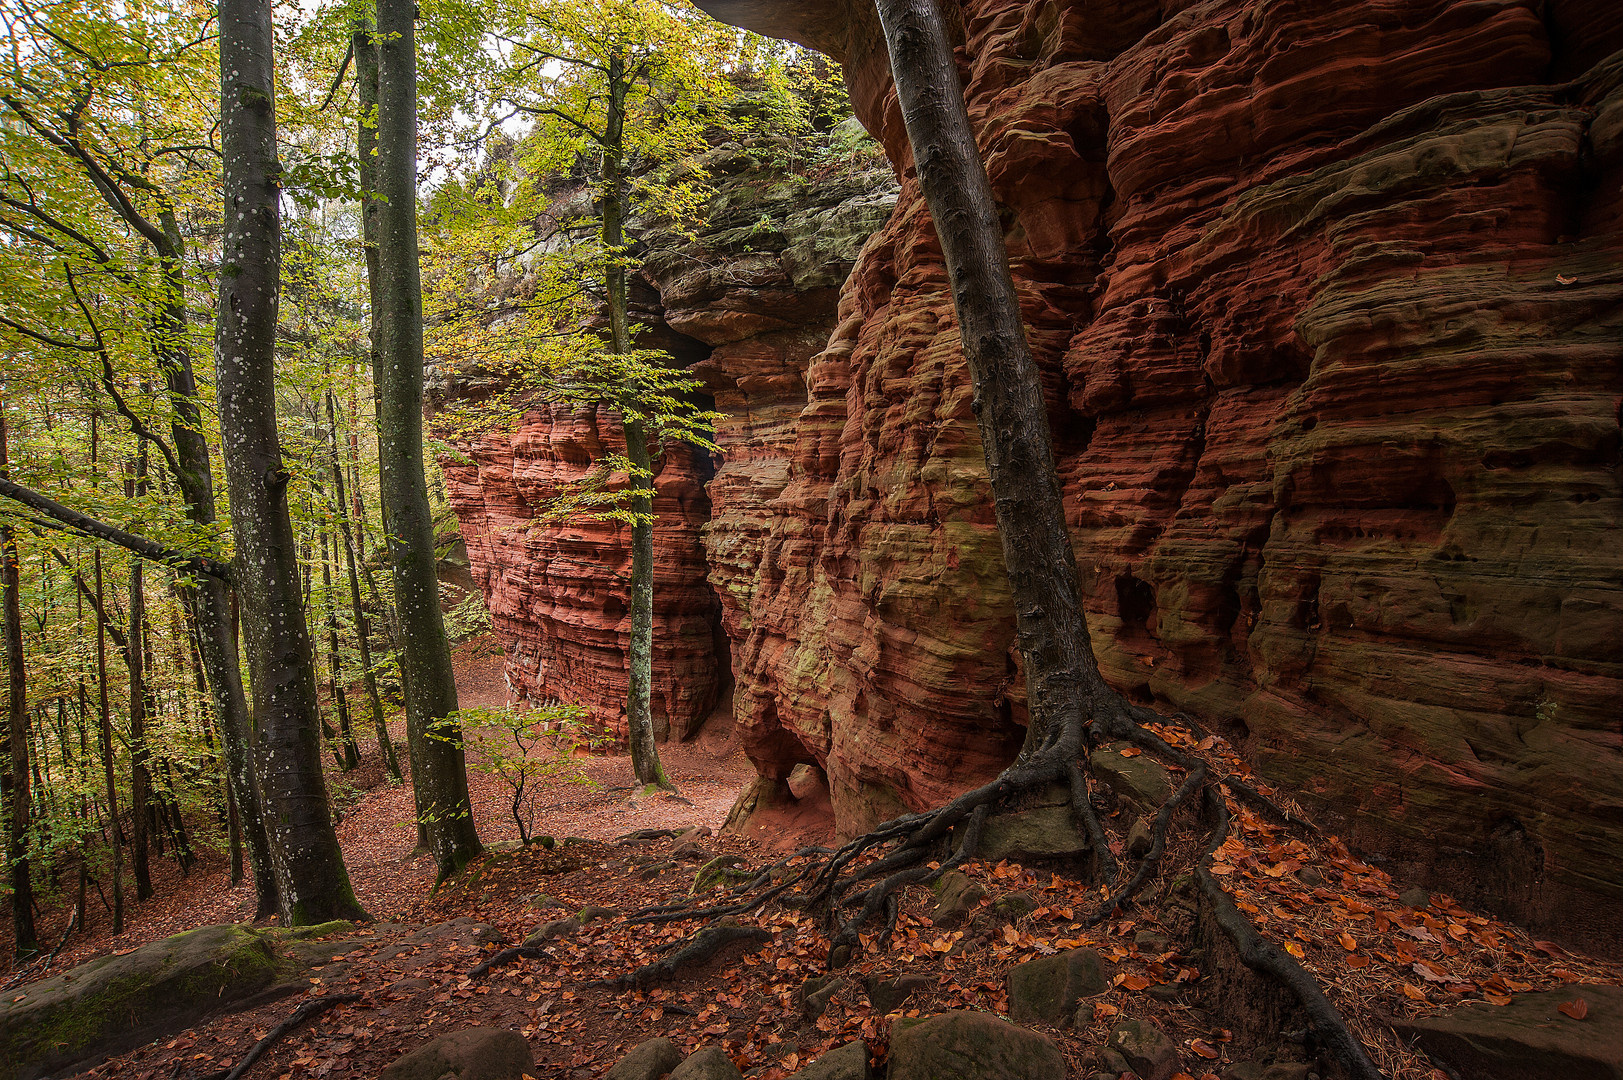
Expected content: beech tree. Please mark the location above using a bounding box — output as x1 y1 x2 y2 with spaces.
216 0 366 924
372 0 483 878
429 0 737 789
0 0 280 917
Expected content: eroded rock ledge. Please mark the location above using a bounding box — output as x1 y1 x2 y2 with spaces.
445 0 1623 954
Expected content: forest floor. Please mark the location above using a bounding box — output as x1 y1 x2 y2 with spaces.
10 636 1622 1080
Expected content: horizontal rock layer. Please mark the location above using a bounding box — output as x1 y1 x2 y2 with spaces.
687 0 1623 952
446 0 1623 952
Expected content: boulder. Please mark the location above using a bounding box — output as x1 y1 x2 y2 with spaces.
866 974 933 1014
1391 983 1623 1080
1222 1064 1312 1080
380 1027 534 1080
669 1045 744 1080
0 923 287 1080
1090 748 1174 811
887 1011 1065 1080
993 892 1039 920
976 782 1090 861
1108 1018 1180 1080
607 1036 685 1080
787 1040 869 1080
523 917 580 946
929 871 987 928
1126 817 1154 858
1007 948 1111 1025
798 975 845 1021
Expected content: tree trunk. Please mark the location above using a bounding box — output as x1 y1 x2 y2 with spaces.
374 0 481 879
873 0 1111 758
126 447 153 902
91 419 124 934
1 410 37 956
326 389 398 779
216 0 366 925
321 527 360 770
600 51 671 791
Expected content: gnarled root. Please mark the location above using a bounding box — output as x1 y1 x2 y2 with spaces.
593 922 771 990
1198 785 1384 1080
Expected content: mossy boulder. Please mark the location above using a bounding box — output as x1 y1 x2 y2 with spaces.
0 923 288 1080
887 1011 1065 1080
380 1027 533 1080
1007 948 1110 1025
975 782 1091 861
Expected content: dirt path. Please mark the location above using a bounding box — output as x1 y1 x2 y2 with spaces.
21 635 752 974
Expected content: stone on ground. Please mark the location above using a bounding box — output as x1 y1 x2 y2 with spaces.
1392 983 1623 1080
787 1040 870 1080
798 975 845 1021
929 871 987 927
887 1011 1065 1080
0 923 287 1080
1090 746 1173 810
670 1044 744 1080
867 973 933 1013
380 1027 533 1080
976 781 1090 860
1108 1018 1180 1080
1007 947 1110 1025
523 917 580 945
606 1036 684 1080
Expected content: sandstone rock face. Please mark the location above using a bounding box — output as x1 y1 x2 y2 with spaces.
685 0 1623 952
440 149 898 743
444 0 1623 952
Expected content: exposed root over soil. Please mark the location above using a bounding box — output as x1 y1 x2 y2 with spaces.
624 703 1388 1078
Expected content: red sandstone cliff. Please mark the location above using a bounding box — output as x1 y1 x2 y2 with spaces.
446 0 1623 950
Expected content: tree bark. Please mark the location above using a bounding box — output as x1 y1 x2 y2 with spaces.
126 448 153 902
216 0 366 924
1 410 37 956
320 527 359 770
599 50 670 790
374 0 481 879
873 0 1111 758
326 389 399 779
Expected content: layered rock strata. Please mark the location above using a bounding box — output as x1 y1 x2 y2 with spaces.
446 0 1623 951
439 146 898 741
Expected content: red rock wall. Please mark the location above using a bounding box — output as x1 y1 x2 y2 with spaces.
688 0 1623 950
443 404 723 741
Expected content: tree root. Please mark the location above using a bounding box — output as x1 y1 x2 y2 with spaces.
193 993 360 1080
591 923 771 990
468 945 548 979
1197 786 1384 1080
618 702 1386 1079
1083 762 1206 928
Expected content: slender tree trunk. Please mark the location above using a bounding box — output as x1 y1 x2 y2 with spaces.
1 411 37 956
327 390 399 779
374 0 480 879
321 528 359 770
599 53 670 790
874 0 1109 757
91 420 123 934
126 448 153 902
216 0 366 924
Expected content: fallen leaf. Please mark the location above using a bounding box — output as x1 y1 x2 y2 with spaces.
1558 999 1588 1020
1403 984 1428 1001
1337 932 1357 951
1190 1039 1219 1059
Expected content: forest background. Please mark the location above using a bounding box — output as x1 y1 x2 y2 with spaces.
0 0 859 959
